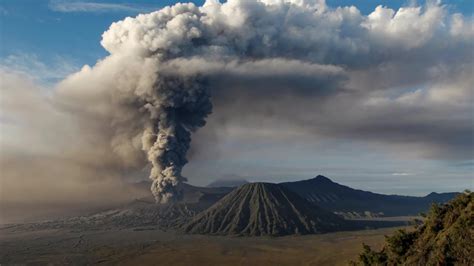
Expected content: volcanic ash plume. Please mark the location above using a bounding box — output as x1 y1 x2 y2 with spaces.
141 75 212 203
52 0 472 204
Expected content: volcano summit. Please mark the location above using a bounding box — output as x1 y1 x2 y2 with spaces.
182 182 349 236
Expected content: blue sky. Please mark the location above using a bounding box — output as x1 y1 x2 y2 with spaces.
1 0 193 72
1 0 472 77
0 0 473 195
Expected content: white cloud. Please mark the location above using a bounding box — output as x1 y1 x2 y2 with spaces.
364 4 445 49
49 1 156 13
0 53 79 85
392 173 415 176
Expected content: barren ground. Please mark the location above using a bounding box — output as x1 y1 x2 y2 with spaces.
0 225 409 265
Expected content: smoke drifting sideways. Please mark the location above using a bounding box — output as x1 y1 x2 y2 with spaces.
55 0 473 202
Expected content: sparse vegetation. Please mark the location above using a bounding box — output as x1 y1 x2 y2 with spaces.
352 191 473 265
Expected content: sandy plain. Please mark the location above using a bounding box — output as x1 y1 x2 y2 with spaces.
0 224 409 265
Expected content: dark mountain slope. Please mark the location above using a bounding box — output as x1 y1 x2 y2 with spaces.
182 182 350 236
281 175 458 217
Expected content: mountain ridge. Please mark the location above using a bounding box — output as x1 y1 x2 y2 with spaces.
131 176 458 218
182 182 349 236
280 175 458 217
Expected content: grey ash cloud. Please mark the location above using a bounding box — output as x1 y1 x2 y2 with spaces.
1 0 473 205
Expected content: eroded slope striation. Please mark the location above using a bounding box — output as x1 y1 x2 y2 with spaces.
182 182 349 236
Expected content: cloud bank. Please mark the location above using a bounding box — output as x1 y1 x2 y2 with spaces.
1 0 473 210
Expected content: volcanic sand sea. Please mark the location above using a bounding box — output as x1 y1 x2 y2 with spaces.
0 225 410 265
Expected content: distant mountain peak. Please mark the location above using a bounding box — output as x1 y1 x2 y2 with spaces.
314 175 333 182
280 175 458 217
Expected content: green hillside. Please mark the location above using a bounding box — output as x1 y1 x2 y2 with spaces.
353 191 473 265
